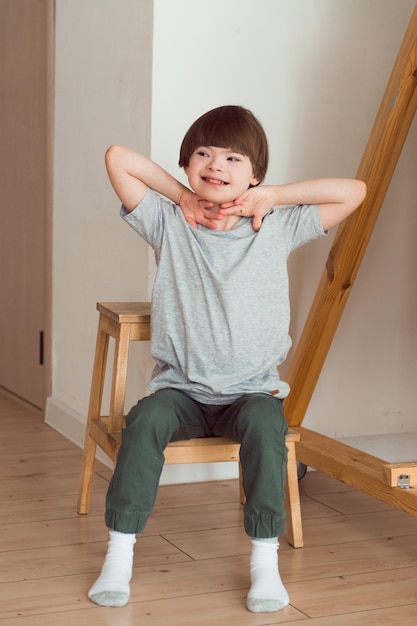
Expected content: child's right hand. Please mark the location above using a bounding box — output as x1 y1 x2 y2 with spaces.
178 189 222 229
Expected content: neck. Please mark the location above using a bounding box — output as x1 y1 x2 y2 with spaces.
216 216 241 231
209 204 241 231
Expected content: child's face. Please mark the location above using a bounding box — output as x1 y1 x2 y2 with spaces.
184 146 259 205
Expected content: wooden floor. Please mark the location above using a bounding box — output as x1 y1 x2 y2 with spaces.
2 390 417 625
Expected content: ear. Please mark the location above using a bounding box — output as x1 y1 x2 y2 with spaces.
250 174 260 187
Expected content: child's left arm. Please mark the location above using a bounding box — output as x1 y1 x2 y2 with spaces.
219 178 366 231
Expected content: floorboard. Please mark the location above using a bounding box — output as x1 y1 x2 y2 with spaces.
1 389 417 624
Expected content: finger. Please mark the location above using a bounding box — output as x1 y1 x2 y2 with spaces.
203 210 223 220
218 204 242 215
204 219 218 230
184 216 198 229
252 215 262 232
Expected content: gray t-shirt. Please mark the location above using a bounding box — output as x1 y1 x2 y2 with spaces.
122 187 325 404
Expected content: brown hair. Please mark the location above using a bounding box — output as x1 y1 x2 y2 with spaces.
178 105 269 183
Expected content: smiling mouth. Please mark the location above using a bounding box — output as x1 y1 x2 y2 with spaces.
202 177 228 185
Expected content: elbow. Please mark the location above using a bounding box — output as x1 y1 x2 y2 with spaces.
347 179 367 216
105 144 123 169
341 179 367 223
356 179 367 207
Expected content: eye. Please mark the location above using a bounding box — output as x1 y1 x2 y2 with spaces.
227 156 240 162
196 150 209 157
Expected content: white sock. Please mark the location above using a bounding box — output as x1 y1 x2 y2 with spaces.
246 537 289 613
88 530 136 607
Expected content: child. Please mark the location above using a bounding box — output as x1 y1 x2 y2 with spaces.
88 105 366 613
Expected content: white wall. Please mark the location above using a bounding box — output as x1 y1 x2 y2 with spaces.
151 0 417 446
47 0 417 481
46 0 153 452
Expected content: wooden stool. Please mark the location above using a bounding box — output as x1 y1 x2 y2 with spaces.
78 302 304 548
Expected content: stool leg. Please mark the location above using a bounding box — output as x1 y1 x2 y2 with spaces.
108 322 131 433
77 318 109 515
77 433 98 514
285 441 304 548
238 462 246 505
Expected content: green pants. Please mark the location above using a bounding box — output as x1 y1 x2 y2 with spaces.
105 389 288 538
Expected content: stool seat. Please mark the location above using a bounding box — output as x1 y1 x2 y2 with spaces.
78 302 303 548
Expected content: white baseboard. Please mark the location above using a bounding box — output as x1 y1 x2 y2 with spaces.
44 396 239 484
45 397 417 484
44 396 113 468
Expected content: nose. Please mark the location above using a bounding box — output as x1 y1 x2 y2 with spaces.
208 155 222 171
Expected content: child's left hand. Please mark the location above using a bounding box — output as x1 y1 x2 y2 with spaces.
178 189 222 229
220 186 275 231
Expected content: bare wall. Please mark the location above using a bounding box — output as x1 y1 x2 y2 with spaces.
47 0 417 481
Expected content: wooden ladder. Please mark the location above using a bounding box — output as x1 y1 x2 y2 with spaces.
284 5 417 516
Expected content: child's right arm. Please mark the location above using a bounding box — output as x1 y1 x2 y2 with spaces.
105 145 188 211
105 145 220 228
